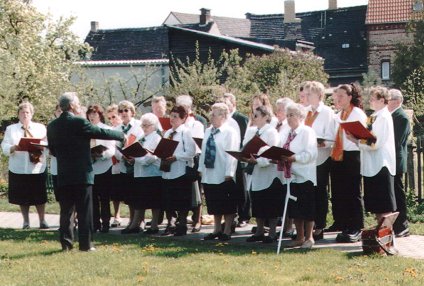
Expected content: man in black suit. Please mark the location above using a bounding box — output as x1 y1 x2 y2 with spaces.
388 89 411 237
223 93 249 227
47 92 125 251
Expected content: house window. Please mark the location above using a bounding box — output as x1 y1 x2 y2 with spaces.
342 43 350 48
381 61 391 80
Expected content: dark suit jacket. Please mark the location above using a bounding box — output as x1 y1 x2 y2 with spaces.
392 107 411 174
232 111 248 147
194 114 208 129
47 111 124 187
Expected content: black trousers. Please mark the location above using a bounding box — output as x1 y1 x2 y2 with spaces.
330 151 364 231
58 184 94 251
393 173 409 233
236 163 250 222
93 169 112 229
315 158 331 229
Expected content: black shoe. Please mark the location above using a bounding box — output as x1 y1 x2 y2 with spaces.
395 228 410 238
262 235 276 244
121 227 141 234
174 225 187 236
80 247 96 252
251 226 269 234
313 230 324 241
246 234 265 242
110 219 121 228
161 225 176 236
144 228 159 235
325 224 342 232
219 233 231 241
39 221 50 230
336 229 361 243
203 232 222 241
191 225 202 233
61 242 73 252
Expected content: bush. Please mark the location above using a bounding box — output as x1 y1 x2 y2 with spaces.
406 190 424 223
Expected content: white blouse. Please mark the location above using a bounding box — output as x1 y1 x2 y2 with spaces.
280 124 317 185
198 123 239 184
134 132 162 178
114 118 143 174
333 106 367 152
1 122 47 174
358 107 396 177
307 102 335 166
247 124 281 192
92 122 116 175
161 124 196 180
185 116 205 154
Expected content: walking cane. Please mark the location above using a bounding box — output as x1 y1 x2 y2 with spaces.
277 178 297 254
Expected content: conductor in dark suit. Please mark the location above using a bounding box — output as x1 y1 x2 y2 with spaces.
223 93 249 227
47 92 125 251
388 89 411 237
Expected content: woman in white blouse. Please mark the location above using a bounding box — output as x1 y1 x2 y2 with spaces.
86 105 116 233
198 103 239 241
1 102 49 229
303 81 335 240
244 106 282 243
161 105 196 236
114 100 144 232
348 86 397 224
124 113 163 234
330 84 367 243
280 103 317 249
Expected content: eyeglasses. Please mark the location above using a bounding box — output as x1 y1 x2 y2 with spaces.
118 109 130 113
253 114 260 118
142 123 153 127
107 115 117 120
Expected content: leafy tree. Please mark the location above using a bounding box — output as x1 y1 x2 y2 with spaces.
0 0 91 124
392 19 424 87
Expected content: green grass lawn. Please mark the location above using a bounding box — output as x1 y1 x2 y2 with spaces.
0 228 423 285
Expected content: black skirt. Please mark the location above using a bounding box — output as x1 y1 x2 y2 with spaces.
364 167 397 213
8 171 47 205
203 180 237 215
132 176 163 210
93 168 113 196
162 175 192 211
288 181 315 221
110 173 126 202
250 179 285 219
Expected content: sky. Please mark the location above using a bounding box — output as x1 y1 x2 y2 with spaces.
31 0 369 40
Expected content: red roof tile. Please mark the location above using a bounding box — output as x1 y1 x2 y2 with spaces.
366 0 415 24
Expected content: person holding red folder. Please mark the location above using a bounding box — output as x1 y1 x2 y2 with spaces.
348 87 397 226
303 81 335 241
280 103 318 249
244 106 282 243
130 113 163 234
330 83 367 243
161 106 196 236
1 102 49 230
113 100 143 233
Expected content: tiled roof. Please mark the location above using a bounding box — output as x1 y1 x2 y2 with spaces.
366 0 415 24
248 6 368 73
168 12 251 37
75 59 169 66
85 26 169 61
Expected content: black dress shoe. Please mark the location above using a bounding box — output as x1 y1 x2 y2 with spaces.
61 242 74 252
219 233 231 241
191 225 202 233
174 225 187 236
80 247 96 252
395 228 410 238
121 227 141 234
246 234 265 242
313 230 324 241
144 228 159 235
203 232 222 240
161 225 176 236
336 229 361 243
325 224 342 232
262 235 276 244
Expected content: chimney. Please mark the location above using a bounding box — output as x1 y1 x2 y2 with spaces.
90 21 99 32
284 0 299 23
328 0 337 10
200 8 211 25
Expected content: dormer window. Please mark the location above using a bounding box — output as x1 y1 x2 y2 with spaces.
342 43 350 48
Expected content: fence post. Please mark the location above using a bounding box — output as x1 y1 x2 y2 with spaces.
417 137 422 202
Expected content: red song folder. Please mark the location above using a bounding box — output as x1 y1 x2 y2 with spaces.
152 138 179 159
258 146 294 161
340 121 376 142
18 138 42 152
118 142 148 158
226 135 267 161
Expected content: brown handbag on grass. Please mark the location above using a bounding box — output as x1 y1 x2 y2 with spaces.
361 212 399 256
